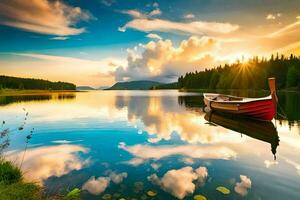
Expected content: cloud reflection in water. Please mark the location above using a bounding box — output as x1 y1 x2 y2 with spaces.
6 144 90 184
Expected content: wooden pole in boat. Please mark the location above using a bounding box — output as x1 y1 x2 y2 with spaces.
268 77 277 119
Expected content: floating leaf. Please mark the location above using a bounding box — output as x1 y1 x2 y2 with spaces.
102 194 112 200
119 198 126 200
147 190 157 197
194 194 207 200
64 188 81 199
216 186 230 194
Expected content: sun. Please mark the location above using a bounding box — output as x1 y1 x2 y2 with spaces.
224 52 252 64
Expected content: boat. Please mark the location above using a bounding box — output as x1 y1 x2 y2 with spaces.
204 112 279 159
203 78 277 121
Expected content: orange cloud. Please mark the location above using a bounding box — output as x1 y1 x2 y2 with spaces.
0 0 93 35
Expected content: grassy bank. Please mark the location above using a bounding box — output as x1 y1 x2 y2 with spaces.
0 89 82 97
0 159 42 200
0 159 81 200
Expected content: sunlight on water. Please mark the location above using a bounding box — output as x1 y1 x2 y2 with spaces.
0 90 299 200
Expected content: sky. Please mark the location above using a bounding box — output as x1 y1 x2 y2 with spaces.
1 0 300 87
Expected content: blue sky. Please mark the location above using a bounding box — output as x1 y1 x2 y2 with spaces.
1 0 300 86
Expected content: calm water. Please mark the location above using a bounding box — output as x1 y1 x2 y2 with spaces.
1 90 300 200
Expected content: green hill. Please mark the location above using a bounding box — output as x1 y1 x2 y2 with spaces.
106 80 163 90
76 86 95 90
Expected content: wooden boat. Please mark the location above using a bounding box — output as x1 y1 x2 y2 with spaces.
203 78 277 121
204 112 279 158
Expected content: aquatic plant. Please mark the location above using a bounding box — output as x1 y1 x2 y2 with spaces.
147 190 157 197
194 194 207 200
63 188 81 200
216 186 231 194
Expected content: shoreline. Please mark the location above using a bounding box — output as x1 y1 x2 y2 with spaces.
0 89 84 97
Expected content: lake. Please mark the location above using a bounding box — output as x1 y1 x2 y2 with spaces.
1 90 300 200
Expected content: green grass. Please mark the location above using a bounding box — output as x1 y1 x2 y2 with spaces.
0 159 41 200
0 182 41 200
0 159 82 200
0 160 22 184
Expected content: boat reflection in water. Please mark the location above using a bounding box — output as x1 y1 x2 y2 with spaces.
204 112 280 159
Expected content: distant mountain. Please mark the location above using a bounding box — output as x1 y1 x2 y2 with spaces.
97 86 109 90
76 86 95 90
106 80 163 90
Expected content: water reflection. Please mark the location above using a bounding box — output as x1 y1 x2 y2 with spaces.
6 144 89 184
0 90 299 199
0 92 76 106
204 112 280 159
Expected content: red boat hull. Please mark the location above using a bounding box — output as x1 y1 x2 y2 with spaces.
212 99 276 121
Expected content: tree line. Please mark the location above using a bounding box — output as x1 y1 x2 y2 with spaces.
178 54 300 90
0 75 76 90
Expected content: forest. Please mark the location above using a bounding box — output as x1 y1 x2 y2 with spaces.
178 54 300 90
0 76 76 90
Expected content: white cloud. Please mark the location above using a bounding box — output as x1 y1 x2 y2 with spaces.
151 163 161 170
148 167 198 199
82 171 128 195
114 36 222 82
184 14 195 19
181 157 194 164
234 175 252 197
120 18 239 35
195 166 208 183
148 166 208 199
121 10 146 18
123 157 145 166
6 144 90 184
146 33 162 40
82 176 110 195
52 140 72 144
119 142 237 162
285 158 300 175
50 36 69 40
0 0 94 36
149 8 162 17
109 172 128 184
264 160 278 168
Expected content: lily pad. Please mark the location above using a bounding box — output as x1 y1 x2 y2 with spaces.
194 194 207 200
216 186 230 195
64 188 81 200
147 190 157 197
102 194 112 200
